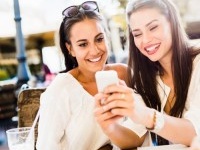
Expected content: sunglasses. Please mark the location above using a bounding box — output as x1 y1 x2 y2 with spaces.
62 1 99 18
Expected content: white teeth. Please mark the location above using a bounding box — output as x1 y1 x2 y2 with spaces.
89 56 101 62
146 44 159 51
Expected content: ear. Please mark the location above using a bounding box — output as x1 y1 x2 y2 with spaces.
65 43 75 57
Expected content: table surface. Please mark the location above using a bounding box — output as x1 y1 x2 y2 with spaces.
0 143 189 150
137 144 188 150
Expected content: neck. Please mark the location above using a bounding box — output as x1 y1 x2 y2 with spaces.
159 56 172 78
76 69 96 83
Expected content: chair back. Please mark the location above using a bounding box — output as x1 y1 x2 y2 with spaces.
17 86 113 150
17 87 45 149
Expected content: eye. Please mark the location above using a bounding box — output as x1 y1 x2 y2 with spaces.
78 42 88 47
150 25 158 31
133 33 142 38
96 36 104 43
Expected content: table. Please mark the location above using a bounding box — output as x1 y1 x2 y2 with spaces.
137 144 188 150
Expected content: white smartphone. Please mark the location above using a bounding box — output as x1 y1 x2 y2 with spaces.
95 70 119 92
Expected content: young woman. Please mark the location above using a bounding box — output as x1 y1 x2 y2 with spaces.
36 1 136 150
94 0 200 148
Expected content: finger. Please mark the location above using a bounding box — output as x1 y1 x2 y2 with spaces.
119 79 126 86
94 104 110 116
94 109 117 121
105 92 133 104
105 115 124 122
120 93 125 99
104 84 133 95
108 92 126 102
94 103 113 115
100 94 110 105
94 93 107 107
103 100 132 112
110 107 130 117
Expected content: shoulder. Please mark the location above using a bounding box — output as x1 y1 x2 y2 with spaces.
45 72 73 93
193 53 200 68
41 73 72 104
105 63 128 82
194 53 200 61
49 73 68 86
191 54 200 81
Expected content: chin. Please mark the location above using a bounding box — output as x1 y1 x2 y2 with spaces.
148 57 159 62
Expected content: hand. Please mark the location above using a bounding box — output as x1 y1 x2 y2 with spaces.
94 92 123 133
101 79 150 126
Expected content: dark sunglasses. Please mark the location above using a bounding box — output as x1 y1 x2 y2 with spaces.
62 1 99 18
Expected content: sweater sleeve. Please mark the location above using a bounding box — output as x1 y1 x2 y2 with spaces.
122 92 147 138
36 87 71 150
183 55 200 136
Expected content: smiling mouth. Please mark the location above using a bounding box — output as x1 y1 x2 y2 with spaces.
144 44 160 55
88 56 102 62
145 44 160 52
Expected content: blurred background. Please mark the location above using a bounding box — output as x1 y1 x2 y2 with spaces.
0 0 200 85
0 0 200 148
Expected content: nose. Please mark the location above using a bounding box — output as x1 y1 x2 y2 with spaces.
90 43 100 55
142 32 152 44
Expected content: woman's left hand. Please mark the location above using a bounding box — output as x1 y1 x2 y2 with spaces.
94 91 123 133
102 80 150 126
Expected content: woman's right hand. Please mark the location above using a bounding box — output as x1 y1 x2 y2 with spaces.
94 92 123 134
97 79 154 129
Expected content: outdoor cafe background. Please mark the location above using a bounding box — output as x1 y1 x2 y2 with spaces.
0 0 200 148
0 0 200 86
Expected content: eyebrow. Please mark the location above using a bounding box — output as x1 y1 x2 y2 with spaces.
76 33 103 43
132 19 158 32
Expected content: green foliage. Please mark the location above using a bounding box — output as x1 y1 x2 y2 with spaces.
0 69 9 80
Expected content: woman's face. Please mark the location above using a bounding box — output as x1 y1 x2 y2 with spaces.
129 8 172 64
66 18 108 73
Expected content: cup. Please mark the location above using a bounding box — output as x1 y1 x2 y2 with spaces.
6 127 34 150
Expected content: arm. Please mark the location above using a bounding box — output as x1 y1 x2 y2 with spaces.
36 90 70 150
94 81 146 149
103 123 146 149
151 57 200 145
152 112 196 146
102 83 199 146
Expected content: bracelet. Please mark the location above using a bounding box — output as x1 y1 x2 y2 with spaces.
146 110 156 130
146 110 165 133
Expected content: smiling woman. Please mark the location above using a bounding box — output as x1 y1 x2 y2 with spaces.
35 1 129 150
93 0 200 148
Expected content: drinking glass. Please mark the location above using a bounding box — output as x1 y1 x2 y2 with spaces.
6 127 34 150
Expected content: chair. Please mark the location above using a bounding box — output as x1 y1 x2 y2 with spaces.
17 86 45 149
17 85 113 150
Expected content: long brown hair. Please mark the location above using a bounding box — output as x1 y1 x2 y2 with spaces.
126 0 199 117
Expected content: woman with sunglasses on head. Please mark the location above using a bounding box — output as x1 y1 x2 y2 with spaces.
36 1 137 150
94 0 200 148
